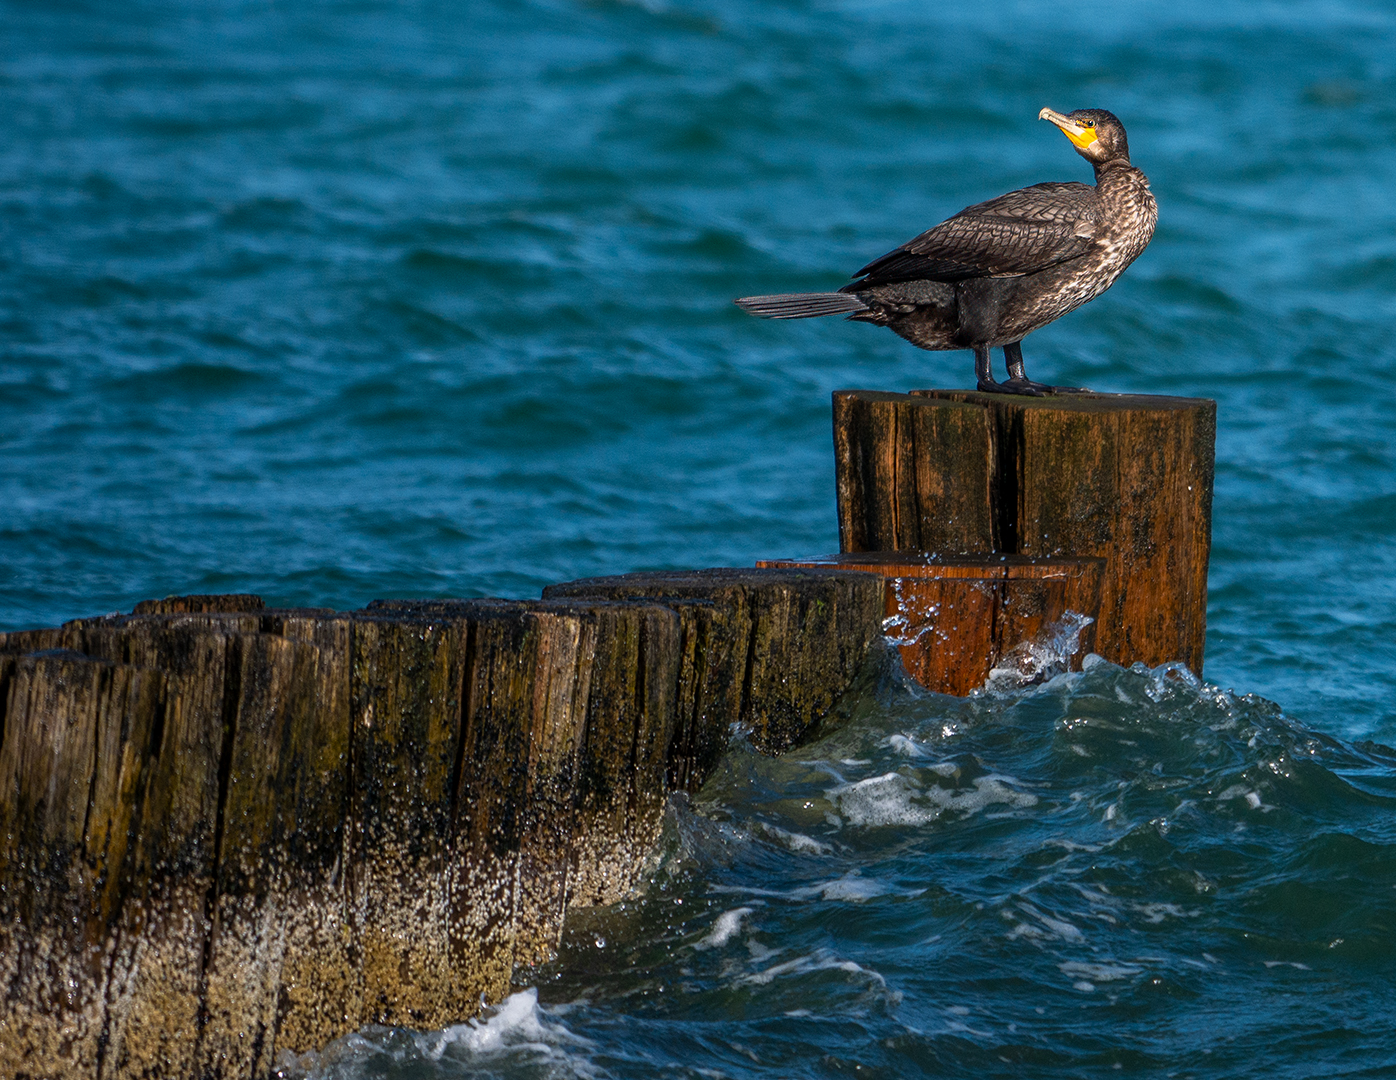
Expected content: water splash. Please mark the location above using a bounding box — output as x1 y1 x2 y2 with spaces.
274 989 597 1079
978 610 1095 694
879 576 942 648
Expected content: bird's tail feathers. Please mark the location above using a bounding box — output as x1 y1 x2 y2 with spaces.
733 292 869 319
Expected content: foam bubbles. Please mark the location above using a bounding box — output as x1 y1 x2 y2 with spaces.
279 988 597 1079
423 988 594 1064
699 907 752 949
828 770 1037 829
980 611 1095 694
830 772 939 827
758 821 834 855
804 872 893 902
742 949 889 991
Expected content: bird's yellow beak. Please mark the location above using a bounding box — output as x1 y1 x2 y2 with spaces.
1039 107 1098 150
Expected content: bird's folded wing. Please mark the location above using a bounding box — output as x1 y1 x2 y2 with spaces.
847 182 1099 287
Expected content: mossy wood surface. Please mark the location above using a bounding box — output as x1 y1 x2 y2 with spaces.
543 567 885 754
0 574 881 1080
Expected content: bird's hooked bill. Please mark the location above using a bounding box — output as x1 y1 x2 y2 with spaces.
1039 107 1098 150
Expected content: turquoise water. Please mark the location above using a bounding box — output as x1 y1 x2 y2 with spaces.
4 0 1396 1075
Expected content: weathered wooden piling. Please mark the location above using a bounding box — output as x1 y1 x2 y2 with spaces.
757 553 1105 695
543 567 885 754
833 389 1215 672
0 569 883 1080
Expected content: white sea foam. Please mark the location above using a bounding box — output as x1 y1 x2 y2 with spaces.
280 988 597 1078
1216 783 1273 811
1059 961 1142 983
699 907 752 948
758 821 834 855
1006 904 1085 942
1044 838 1103 853
742 949 889 990
424 988 593 1063
828 770 1037 828
830 772 940 827
800 872 894 902
709 883 801 899
1134 902 1196 923
886 733 927 758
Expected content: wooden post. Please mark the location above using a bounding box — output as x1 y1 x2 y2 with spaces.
833 389 1215 672
758 554 1104 695
132 595 266 615
258 611 358 1057
0 651 166 1080
196 633 325 1080
543 567 885 754
832 390 997 553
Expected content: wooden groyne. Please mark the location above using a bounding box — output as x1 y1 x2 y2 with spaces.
0 570 883 1080
0 386 1218 1079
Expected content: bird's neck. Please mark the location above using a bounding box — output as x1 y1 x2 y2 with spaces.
1092 157 1136 182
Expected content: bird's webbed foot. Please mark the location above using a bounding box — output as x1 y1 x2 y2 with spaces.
980 376 1048 397
999 342 1090 395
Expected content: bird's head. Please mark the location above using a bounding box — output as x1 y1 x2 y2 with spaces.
1038 107 1130 166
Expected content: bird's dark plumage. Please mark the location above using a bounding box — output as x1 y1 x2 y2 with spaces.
850 182 1099 285
734 108 1157 395
734 292 869 319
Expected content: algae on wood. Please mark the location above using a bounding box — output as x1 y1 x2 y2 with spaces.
0 577 883 1079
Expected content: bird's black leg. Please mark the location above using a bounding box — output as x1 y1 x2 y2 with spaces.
975 341 1044 396
974 345 1005 393
1002 341 1088 394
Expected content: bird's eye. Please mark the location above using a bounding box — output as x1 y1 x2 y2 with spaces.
1083 119 1095 128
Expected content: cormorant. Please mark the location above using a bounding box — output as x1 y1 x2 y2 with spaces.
734 108 1157 395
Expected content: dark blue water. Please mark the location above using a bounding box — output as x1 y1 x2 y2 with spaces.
4 1 1396 1075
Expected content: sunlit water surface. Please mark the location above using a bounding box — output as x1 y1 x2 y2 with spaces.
3 0 1396 1075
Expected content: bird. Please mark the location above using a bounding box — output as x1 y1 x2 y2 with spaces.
734 108 1157 396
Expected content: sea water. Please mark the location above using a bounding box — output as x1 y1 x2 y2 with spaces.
2 1 1395 1076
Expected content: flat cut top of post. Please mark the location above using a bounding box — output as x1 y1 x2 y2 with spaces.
839 388 990 410
911 388 1215 413
757 553 1105 581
